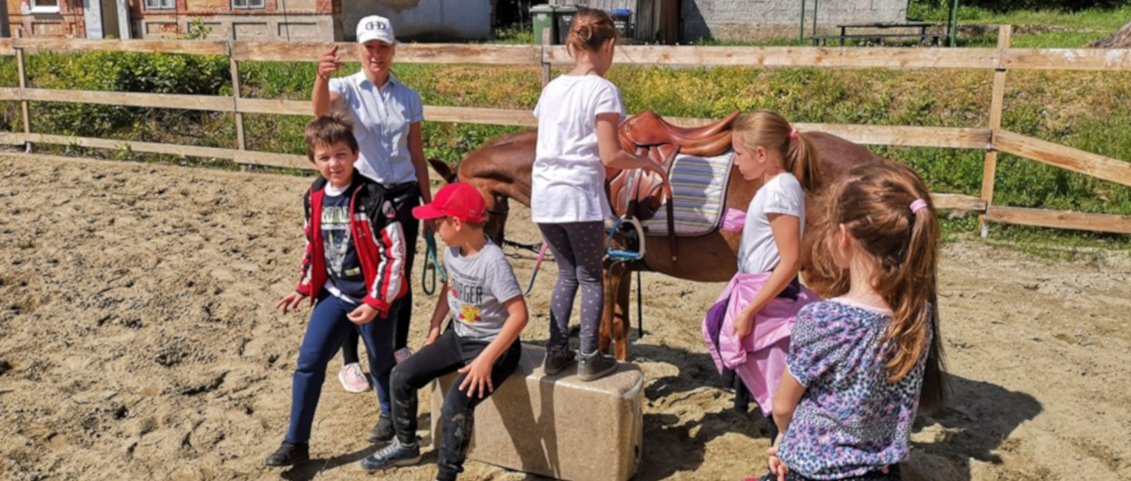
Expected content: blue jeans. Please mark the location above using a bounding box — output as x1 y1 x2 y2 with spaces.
285 292 397 444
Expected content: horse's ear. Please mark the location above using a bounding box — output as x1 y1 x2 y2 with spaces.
428 158 458 184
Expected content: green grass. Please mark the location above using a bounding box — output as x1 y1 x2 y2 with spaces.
910 4 1131 30
489 27 536 45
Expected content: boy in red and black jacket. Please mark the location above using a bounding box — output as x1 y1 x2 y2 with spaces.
265 115 407 467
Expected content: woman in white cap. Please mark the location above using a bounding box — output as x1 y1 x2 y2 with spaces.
311 15 431 446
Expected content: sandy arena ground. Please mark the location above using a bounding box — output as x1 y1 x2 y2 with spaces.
1 154 1129 481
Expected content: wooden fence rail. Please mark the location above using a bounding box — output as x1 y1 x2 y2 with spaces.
0 29 1129 235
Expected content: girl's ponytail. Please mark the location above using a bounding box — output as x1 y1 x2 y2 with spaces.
786 132 821 193
733 110 822 193
827 161 948 412
887 192 947 413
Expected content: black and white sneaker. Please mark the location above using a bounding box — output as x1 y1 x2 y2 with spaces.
360 437 421 473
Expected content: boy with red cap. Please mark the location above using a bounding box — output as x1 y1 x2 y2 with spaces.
361 182 529 480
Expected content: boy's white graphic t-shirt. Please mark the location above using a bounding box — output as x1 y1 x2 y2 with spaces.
531 74 626 223
737 173 805 274
445 240 524 341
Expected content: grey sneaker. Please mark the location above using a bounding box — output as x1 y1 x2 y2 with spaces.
360 437 421 473
577 350 618 382
542 345 577 375
366 413 394 444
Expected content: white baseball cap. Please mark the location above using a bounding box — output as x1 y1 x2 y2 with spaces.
356 15 396 44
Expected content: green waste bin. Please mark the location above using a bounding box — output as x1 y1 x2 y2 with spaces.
555 5 579 45
531 4 556 45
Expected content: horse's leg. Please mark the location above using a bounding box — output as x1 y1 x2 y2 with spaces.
488 194 509 246
611 264 631 361
479 190 508 246
599 259 617 356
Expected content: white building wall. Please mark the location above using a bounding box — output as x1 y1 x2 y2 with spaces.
682 0 908 42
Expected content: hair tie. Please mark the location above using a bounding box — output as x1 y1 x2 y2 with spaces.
789 128 799 140
910 198 928 214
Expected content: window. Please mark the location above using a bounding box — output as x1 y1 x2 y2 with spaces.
231 0 266 9
145 0 175 10
30 0 60 13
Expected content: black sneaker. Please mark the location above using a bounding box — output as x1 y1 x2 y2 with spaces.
263 441 309 467
577 350 618 382
542 345 577 375
366 413 395 444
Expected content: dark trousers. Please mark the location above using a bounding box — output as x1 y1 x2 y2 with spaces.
389 329 522 481
285 292 396 444
337 182 419 368
389 182 421 351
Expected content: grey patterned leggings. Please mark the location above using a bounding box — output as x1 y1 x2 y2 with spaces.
537 222 606 355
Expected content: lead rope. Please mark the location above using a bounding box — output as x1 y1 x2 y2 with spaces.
524 241 550 296
421 229 447 296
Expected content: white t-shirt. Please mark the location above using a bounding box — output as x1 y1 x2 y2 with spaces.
531 74 626 223
737 173 805 274
330 72 424 185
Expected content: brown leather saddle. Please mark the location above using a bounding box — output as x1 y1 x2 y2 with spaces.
604 110 740 261
607 110 740 221
610 109 741 220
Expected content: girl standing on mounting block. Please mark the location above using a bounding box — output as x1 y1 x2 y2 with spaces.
532 8 666 381
761 161 947 481
701 111 821 439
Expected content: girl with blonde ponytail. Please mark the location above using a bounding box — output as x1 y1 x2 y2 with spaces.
699 110 821 440
531 8 665 382
729 110 822 338
761 161 947 481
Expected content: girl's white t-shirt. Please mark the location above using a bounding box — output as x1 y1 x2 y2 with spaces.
531 74 626 223
737 173 805 274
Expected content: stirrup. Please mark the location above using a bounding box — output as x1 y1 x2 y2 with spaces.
606 215 646 262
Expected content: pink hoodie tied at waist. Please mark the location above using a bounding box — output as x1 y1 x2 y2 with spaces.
701 272 819 416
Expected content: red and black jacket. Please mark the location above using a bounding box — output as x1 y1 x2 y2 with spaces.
295 172 407 315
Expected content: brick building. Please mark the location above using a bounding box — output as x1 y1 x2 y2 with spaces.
5 0 492 41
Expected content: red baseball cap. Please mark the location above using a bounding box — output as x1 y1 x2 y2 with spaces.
412 182 487 223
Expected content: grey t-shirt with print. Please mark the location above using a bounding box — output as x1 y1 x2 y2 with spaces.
445 240 524 341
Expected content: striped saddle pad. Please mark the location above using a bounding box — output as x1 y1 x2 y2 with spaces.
640 150 735 237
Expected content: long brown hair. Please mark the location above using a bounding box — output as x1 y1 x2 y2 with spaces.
822 161 947 413
732 110 821 192
566 8 618 56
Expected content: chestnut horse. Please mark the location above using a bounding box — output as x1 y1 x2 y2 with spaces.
428 117 885 360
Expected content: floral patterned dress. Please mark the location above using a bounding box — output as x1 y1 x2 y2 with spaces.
777 299 929 480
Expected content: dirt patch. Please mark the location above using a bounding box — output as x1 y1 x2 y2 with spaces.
1 154 1129 481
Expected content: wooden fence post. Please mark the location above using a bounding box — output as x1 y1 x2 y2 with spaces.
15 29 30 152
228 30 246 152
541 29 551 87
979 24 1011 237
